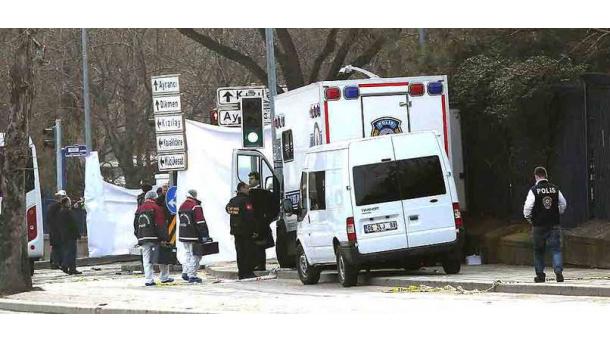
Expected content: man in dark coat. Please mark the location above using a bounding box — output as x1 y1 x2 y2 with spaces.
47 190 66 269
226 182 257 279
248 171 277 271
58 197 82 275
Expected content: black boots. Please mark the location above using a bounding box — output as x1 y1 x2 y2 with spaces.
556 272 564 282
534 273 546 283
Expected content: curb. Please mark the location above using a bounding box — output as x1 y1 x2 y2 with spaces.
206 265 610 298
35 255 140 270
205 267 271 280
0 299 205 314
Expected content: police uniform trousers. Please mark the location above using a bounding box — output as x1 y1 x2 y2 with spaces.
182 242 202 278
62 240 77 270
50 242 63 267
234 235 255 278
141 242 170 283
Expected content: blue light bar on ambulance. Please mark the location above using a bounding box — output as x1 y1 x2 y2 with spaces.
343 86 359 99
427 81 443 95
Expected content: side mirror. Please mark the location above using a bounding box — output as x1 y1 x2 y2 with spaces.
265 176 274 191
282 198 294 215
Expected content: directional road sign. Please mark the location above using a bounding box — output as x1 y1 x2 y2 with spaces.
157 152 187 172
153 95 181 114
156 133 186 153
154 113 184 133
166 186 177 215
63 144 89 157
216 86 271 127
151 75 180 95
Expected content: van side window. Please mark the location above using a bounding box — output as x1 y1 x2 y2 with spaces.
237 154 260 184
25 147 35 193
308 171 326 211
282 130 294 162
299 172 308 214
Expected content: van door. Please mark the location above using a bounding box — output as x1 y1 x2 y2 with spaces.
349 137 409 254
391 134 456 248
231 149 279 197
361 93 410 138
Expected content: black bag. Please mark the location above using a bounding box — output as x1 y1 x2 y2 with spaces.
254 234 275 249
151 244 177 265
192 240 219 256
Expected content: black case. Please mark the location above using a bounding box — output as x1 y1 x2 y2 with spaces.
151 245 178 265
192 241 219 256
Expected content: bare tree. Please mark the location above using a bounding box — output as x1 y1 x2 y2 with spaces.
0 29 37 294
177 28 402 91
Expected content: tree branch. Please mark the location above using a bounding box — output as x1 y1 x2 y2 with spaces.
275 29 305 88
325 29 360 80
336 29 401 81
177 28 268 84
308 29 339 83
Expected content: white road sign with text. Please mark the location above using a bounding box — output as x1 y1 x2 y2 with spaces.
158 152 187 171
151 75 180 95
156 133 186 153
153 95 181 114
154 113 184 133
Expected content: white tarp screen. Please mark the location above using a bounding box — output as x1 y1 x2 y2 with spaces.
85 152 140 257
85 120 275 263
176 120 275 264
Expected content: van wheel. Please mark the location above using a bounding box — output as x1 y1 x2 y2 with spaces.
442 253 461 274
336 250 358 287
296 245 320 285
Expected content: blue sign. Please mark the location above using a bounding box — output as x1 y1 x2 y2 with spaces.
166 186 177 215
64 144 89 157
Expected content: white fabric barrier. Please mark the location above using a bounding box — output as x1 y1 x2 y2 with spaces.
85 152 140 257
176 120 275 264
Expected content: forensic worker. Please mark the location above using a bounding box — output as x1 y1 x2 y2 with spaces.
523 166 567 283
178 189 210 283
134 190 174 286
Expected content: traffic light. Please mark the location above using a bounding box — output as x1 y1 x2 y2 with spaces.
241 97 264 148
43 126 56 149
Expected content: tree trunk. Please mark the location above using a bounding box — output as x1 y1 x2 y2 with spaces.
0 29 35 294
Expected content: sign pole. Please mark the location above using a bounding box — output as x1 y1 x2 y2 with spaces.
81 28 92 150
55 119 63 191
265 28 283 193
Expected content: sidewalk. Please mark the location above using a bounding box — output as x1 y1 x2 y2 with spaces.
206 261 610 297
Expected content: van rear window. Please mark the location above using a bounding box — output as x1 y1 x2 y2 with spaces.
353 155 446 206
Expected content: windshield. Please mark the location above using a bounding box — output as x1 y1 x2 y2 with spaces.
353 155 446 206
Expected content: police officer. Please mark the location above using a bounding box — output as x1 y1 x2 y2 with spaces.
226 182 257 280
134 190 174 286
248 171 277 271
178 189 210 283
523 166 567 283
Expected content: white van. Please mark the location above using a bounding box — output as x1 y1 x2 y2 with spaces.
286 131 463 287
0 133 44 275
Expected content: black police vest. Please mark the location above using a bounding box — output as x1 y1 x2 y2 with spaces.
135 210 158 243
531 180 560 227
178 209 199 242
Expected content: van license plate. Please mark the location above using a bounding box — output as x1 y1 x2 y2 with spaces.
364 221 398 233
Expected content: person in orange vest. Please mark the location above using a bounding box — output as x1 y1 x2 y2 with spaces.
178 189 210 283
134 190 173 286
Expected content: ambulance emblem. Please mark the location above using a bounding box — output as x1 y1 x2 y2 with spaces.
371 117 403 136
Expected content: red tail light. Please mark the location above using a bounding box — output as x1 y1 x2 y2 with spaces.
346 217 357 242
453 202 463 230
26 206 37 241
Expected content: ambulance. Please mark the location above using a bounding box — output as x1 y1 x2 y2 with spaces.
231 76 466 286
